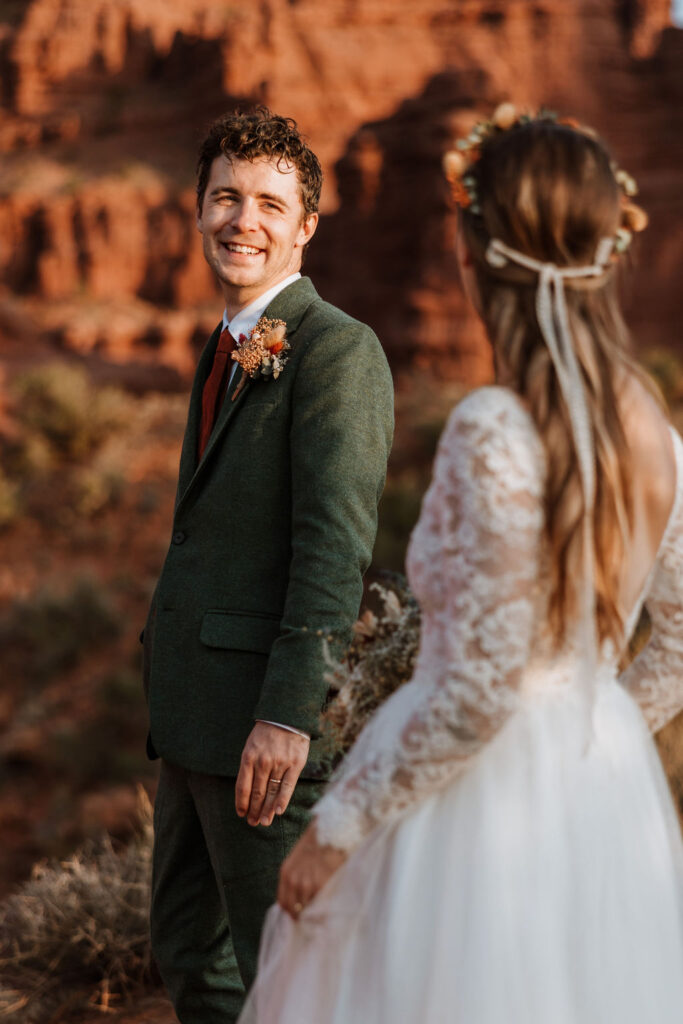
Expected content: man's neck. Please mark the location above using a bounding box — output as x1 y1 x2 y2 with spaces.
222 273 302 322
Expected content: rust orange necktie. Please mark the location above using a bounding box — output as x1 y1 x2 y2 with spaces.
197 327 238 459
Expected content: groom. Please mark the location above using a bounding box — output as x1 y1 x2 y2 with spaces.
142 108 394 1022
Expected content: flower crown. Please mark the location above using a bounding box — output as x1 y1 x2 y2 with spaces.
442 103 648 256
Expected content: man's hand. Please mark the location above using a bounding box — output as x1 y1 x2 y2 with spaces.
235 722 310 827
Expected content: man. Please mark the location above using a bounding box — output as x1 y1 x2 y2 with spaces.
142 109 394 1023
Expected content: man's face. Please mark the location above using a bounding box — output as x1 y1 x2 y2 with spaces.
197 155 318 312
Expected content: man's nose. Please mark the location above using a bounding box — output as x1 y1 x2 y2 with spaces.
230 198 259 233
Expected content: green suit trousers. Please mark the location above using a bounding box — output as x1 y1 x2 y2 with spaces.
151 760 322 1023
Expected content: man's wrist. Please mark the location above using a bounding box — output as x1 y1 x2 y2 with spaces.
256 719 310 741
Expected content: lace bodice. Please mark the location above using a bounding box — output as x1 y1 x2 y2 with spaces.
314 387 683 853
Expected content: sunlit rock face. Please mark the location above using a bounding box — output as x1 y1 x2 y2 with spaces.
0 0 680 383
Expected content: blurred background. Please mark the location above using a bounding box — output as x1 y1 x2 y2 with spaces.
0 0 682 962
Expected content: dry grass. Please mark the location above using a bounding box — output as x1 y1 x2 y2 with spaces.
0 789 155 1022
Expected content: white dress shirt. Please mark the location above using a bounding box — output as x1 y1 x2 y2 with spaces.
221 273 309 742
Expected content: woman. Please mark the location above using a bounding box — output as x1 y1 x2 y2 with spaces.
239 109 683 1023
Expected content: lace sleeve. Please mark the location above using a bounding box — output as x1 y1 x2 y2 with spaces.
314 388 546 852
620 443 683 733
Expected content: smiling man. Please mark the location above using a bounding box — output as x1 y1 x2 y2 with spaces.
141 109 394 1023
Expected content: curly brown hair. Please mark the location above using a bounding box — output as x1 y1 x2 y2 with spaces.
196 107 322 218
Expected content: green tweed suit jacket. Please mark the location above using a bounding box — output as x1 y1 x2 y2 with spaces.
143 277 394 779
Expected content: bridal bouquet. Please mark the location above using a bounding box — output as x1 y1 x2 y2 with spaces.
322 577 421 754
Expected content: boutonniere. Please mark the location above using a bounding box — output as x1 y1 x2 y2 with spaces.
231 317 290 401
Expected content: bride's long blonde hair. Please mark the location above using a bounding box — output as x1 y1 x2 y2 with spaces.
459 120 656 648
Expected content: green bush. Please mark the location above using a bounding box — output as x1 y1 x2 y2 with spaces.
0 470 21 529
1 432 54 480
13 363 126 461
71 464 126 516
0 576 123 686
46 670 148 786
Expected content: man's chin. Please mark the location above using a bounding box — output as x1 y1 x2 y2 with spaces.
215 266 262 290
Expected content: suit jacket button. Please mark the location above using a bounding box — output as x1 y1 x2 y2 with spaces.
172 530 186 545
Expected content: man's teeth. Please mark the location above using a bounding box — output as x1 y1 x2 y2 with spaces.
226 243 261 255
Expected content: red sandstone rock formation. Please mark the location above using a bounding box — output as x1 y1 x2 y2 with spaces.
0 0 680 384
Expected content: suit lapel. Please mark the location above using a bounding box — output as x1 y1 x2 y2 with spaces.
175 277 319 516
260 274 317 331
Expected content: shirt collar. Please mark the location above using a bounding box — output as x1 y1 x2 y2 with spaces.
222 273 301 341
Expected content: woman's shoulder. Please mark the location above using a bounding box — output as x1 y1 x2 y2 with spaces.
439 385 546 491
444 385 540 447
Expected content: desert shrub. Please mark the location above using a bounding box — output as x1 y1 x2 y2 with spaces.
0 471 21 530
47 670 148 786
71 463 126 516
13 363 127 461
0 432 54 480
322 578 420 754
0 576 122 686
0 790 155 1022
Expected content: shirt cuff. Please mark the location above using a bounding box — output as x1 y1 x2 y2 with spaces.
256 719 311 741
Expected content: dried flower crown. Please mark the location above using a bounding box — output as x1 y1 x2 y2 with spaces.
442 103 648 256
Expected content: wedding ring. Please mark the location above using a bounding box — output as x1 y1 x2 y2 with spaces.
293 901 303 914
268 778 282 787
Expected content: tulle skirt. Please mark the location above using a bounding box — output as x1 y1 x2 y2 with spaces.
239 680 683 1023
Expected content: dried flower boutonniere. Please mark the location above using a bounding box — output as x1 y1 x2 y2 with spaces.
231 317 290 401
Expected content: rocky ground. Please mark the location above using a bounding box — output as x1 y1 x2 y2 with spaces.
79 998 174 1023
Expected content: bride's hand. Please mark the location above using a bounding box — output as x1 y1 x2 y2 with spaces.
277 822 347 919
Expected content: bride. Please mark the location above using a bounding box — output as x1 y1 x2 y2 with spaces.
239 108 683 1023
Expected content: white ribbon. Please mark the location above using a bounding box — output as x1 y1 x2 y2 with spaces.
486 237 613 734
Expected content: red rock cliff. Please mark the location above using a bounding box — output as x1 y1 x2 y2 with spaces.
0 0 680 383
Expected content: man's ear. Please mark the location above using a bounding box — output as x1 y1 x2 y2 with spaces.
296 212 319 249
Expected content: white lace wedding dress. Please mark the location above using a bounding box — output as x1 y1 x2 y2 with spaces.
240 386 683 1024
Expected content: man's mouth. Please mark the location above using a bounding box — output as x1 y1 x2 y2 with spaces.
223 242 262 255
